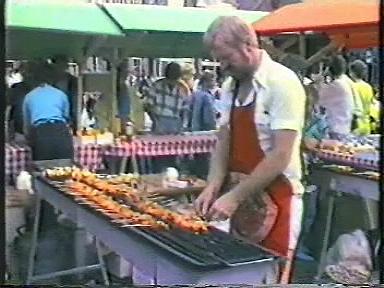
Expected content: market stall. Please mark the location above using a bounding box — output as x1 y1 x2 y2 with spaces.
6 1 124 60
308 160 379 281
100 4 268 58
5 0 127 162
252 0 379 50
79 4 268 174
6 1 267 167
6 3 280 284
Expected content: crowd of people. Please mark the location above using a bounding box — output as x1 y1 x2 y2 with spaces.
5 47 379 166
117 53 379 143
303 55 379 151
6 48 379 175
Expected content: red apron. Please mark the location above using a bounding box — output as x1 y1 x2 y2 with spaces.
228 96 296 262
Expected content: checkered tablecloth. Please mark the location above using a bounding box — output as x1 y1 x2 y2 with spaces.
314 149 379 172
6 134 217 182
5 143 105 183
104 134 218 157
74 144 105 171
5 143 31 184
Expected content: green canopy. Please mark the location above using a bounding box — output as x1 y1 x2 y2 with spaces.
101 4 269 58
6 2 268 59
6 1 124 60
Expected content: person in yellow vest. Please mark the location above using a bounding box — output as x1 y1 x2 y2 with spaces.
349 60 375 135
370 89 380 134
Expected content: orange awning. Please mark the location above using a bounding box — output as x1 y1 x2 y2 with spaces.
252 0 380 49
329 29 379 50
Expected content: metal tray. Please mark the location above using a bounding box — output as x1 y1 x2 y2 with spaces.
32 159 79 172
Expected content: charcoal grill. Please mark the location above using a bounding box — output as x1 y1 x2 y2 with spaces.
40 176 276 268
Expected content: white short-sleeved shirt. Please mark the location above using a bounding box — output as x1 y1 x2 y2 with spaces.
219 50 306 194
318 75 355 135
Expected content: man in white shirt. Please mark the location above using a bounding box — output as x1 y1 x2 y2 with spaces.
194 16 306 283
315 55 361 139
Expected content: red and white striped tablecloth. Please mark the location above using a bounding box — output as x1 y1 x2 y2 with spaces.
5 143 105 183
104 134 217 157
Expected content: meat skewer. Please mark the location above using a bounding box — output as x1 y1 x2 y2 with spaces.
66 180 169 230
46 168 209 234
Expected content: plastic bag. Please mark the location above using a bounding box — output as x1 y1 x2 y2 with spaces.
16 171 33 195
325 229 372 284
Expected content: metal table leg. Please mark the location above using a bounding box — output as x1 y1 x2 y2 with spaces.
315 192 336 281
96 240 110 286
363 198 379 269
27 196 42 284
147 157 153 174
74 225 87 281
139 156 146 175
27 193 109 284
119 157 128 174
131 154 139 174
363 199 378 230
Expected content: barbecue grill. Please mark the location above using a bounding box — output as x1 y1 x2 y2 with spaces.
39 175 276 268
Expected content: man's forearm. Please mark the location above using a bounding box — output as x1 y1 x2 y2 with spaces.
231 150 290 202
207 125 230 186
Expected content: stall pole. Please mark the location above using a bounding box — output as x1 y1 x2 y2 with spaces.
299 33 307 58
76 62 85 133
110 47 120 135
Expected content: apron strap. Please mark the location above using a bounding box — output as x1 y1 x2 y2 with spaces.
228 81 258 173
227 80 240 175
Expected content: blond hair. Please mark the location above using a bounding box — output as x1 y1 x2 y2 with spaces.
204 16 258 50
181 63 196 80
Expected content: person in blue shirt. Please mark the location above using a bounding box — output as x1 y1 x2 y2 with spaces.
191 70 217 131
189 70 217 179
116 61 132 134
23 61 74 161
23 62 76 270
304 105 329 145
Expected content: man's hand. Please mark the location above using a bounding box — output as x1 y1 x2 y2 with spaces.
194 183 221 217
303 137 319 150
206 190 242 221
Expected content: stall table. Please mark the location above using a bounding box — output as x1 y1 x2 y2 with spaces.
5 143 31 184
29 176 279 285
314 149 379 172
104 133 217 174
5 143 105 183
309 163 379 280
